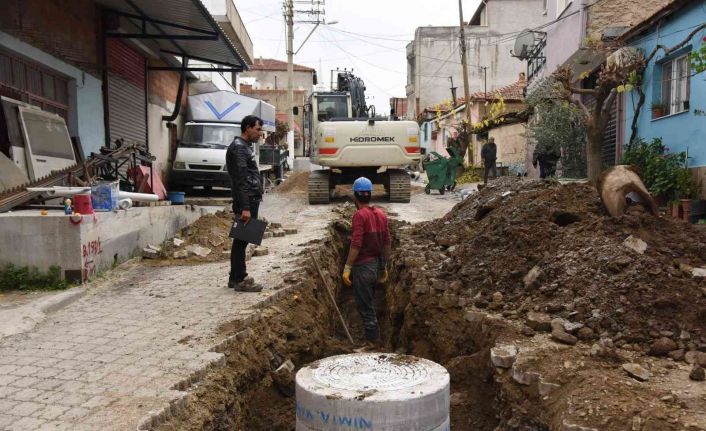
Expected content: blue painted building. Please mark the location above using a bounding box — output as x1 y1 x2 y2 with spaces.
622 0 706 194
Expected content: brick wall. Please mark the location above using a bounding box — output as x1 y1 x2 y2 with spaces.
587 0 673 38
148 60 186 108
0 0 100 75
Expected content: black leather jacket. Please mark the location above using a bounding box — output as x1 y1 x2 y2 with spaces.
226 137 263 210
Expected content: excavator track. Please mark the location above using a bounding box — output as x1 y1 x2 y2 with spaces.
387 169 411 203
308 170 331 204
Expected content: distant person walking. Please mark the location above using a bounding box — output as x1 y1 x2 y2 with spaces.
532 142 560 179
226 115 264 292
481 137 498 184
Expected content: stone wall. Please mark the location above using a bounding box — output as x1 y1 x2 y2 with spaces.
587 0 673 39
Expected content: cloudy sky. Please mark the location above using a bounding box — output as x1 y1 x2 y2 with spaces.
236 0 482 114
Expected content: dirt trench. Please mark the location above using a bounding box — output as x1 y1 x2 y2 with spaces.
154 217 544 431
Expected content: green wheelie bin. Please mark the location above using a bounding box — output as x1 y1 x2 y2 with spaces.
423 148 464 195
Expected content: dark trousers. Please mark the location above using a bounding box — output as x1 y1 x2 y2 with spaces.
483 160 497 184
538 160 556 179
230 199 260 282
351 260 382 342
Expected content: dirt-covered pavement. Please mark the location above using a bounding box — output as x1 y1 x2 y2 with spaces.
0 180 459 430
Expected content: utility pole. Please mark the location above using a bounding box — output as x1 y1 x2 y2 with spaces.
285 0 294 161
284 0 328 163
448 76 457 105
458 0 473 164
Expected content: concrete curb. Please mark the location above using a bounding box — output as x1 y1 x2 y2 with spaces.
0 287 86 340
37 287 87 314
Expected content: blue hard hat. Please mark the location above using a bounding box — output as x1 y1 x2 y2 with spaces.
352 177 373 192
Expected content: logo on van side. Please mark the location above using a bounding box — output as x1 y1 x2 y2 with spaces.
205 101 241 120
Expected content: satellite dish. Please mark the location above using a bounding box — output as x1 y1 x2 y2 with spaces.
512 30 538 60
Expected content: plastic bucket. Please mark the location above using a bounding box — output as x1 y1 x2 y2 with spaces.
73 194 94 215
167 191 185 205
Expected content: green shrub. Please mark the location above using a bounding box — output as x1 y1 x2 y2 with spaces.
622 137 697 200
0 264 68 292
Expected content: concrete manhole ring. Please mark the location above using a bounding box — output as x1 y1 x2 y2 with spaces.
312 353 431 392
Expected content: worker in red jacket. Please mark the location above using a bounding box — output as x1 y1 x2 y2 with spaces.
342 177 391 344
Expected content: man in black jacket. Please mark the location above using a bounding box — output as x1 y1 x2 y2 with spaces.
226 115 264 292
481 137 497 184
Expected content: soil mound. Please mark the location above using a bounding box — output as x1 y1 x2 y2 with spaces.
275 172 310 194
407 177 706 353
147 211 233 265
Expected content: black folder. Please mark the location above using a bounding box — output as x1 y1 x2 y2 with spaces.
229 218 268 245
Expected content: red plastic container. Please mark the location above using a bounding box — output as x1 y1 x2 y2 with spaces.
73 194 94 215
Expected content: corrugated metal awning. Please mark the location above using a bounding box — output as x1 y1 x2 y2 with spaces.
95 0 248 70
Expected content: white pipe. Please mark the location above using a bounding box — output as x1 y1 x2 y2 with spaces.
26 187 91 196
27 187 159 202
118 191 159 202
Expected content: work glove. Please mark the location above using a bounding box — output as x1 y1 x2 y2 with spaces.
342 265 352 287
377 269 389 284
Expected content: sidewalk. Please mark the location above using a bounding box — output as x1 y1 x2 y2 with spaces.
0 194 333 431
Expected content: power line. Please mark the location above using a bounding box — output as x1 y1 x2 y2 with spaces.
319 28 395 99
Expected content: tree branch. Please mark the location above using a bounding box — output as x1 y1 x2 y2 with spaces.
645 23 706 64
569 86 599 96
602 89 617 116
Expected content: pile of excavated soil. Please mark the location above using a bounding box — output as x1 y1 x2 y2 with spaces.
275 172 310 193
147 212 234 266
399 177 706 356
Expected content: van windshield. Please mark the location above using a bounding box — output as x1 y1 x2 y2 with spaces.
180 125 241 149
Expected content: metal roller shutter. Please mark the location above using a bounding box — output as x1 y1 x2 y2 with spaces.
106 40 146 146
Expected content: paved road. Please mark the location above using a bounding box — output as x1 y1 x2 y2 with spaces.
0 190 459 430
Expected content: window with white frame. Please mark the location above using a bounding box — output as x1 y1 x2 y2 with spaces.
557 0 571 17
661 54 691 115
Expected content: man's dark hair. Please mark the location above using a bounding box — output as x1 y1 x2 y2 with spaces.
354 191 371 204
242 115 262 131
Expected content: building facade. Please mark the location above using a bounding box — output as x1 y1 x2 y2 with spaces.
621 0 706 196
405 0 549 119
0 0 250 184
521 0 675 172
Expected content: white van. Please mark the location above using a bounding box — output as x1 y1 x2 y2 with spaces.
169 91 275 191
170 122 241 190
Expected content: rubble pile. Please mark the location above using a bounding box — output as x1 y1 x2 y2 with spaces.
143 212 234 264
398 177 706 357
275 172 310 194
145 211 300 265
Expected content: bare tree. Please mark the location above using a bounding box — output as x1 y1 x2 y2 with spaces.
552 24 706 183
552 58 643 183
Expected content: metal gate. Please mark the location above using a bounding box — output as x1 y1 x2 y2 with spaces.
106 39 146 146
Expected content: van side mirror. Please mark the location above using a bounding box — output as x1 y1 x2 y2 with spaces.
293 107 299 115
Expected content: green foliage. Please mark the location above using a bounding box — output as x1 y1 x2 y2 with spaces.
457 166 481 184
690 37 706 75
622 137 697 200
0 264 68 292
526 78 587 178
267 120 290 150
